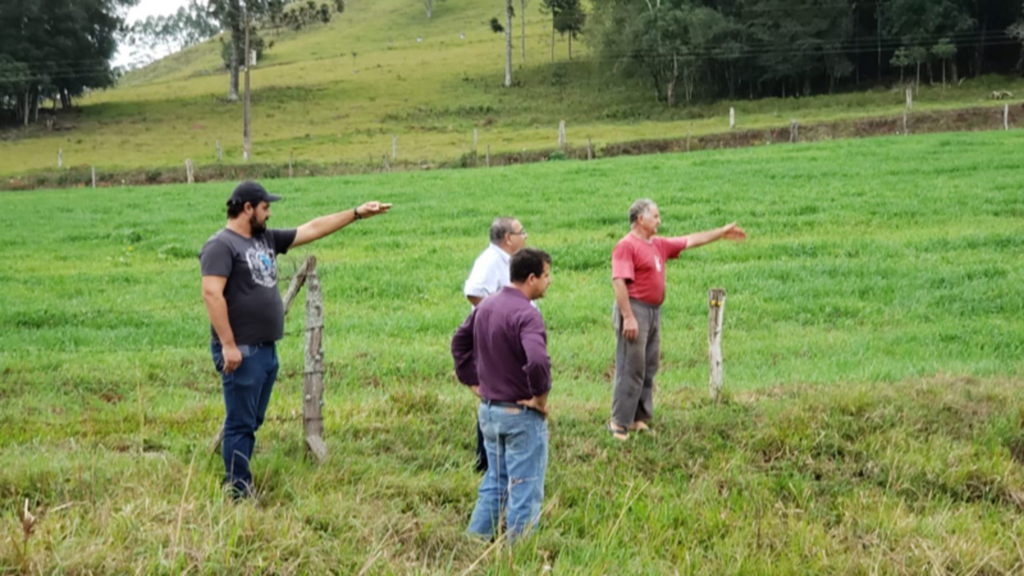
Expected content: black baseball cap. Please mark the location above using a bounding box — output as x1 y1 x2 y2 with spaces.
226 180 282 206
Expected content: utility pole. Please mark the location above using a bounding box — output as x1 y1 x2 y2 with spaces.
243 8 252 162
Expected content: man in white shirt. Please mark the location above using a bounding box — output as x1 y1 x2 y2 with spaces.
461 217 528 472
464 217 527 306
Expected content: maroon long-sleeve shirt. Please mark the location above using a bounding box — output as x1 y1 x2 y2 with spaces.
451 286 551 402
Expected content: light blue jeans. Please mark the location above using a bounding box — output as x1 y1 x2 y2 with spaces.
468 401 549 542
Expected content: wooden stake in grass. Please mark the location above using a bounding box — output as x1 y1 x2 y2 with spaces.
558 120 566 149
790 120 798 143
289 149 294 178
304 257 327 462
730 107 736 130
242 13 252 163
708 288 726 402
1005 104 1010 130
91 166 96 189
686 129 691 152
216 140 222 162
587 138 593 160
486 144 491 167
473 128 478 154
906 87 913 111
185 159 194 184
903 109 909 135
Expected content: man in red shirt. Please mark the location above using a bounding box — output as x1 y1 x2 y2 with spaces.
609 199 746 440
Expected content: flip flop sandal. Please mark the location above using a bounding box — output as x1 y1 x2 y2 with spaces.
606 422 629 441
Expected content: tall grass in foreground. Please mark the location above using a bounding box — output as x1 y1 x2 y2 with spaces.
1 131 1023 572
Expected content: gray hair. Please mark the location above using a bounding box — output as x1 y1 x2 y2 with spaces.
629 199 657 225
490 217 517 244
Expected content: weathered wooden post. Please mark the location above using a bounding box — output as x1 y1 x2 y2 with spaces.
708 288 726 402
473 129 478 155
216 140 223 162
486 144 491 167
905 87 913 110
558 120 566 149
790 120 798 143
185 159 195 184
289 149 294 178
1005 104 1010 130
303 257 327 461
729 107 736 130
91 166 96 189
686 129 691 152
903 109 909 135
587 138 594 160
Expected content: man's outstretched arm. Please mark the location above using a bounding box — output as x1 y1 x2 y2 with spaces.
291 201 392 249
682 222 747 250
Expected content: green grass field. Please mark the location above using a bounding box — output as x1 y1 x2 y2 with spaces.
2 0 1024 177
2 131 1024 573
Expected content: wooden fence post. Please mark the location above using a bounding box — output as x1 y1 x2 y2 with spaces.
91 166 96 189
729 107 735 130
790 120 798 143
587 138 593 160
1005 104 1010 130
289 149 294 178
906 87 913 110
473 129 478 154
558 120 566 149
903 109 909 135
185 159 195 184
686 129 691 152
708 288 727 402
216 140 223 162
304 257 327 461
486 144 491 167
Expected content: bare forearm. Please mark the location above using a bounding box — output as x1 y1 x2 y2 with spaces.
612 279 635 320
301 209 358 242
202 294 236 346
683 226 728 249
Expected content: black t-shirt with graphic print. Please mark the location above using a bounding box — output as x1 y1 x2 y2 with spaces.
199 227 297 345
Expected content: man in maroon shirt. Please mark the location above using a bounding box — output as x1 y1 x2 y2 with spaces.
451 247 552 542
609 199 745 440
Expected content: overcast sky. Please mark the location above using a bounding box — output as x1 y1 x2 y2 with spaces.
115 0 194 68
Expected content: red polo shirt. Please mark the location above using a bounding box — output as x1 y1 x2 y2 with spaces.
611 233 688 306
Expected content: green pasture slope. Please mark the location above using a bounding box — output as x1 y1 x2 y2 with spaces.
2 131 1024 573
2 0 1024 177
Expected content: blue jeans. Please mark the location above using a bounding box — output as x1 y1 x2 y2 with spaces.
468 402 548 542
211 342 279 496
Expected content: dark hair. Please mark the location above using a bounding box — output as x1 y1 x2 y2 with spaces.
489 217 517 244
510 248 551 283
226 200 259 219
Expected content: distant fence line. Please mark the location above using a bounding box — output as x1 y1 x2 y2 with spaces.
2 103 1019 192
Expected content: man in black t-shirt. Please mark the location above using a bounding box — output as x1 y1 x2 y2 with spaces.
200 180 390 497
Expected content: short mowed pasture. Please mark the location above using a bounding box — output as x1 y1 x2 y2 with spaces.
1 131 1023 573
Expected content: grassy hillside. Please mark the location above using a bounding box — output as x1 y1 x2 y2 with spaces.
2 131 1023 572
1 0 1023 177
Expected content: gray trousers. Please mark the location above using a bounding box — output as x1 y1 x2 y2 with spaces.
611 300 661 427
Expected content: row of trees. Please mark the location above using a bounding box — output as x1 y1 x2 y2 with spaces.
586 0 1024 106
0 0 136 126
0 0 345 126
